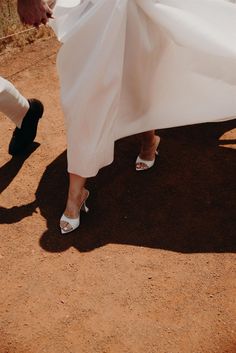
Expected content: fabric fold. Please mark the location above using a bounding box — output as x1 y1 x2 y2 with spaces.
50 0 236 177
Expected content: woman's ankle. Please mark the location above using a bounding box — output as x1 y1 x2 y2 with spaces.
140 135 160 154
64 188 87 218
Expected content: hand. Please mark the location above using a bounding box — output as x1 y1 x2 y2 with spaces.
17 0 53 27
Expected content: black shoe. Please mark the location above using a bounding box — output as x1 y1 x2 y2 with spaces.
8 99 44 156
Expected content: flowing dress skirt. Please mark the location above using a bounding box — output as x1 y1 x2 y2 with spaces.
50 0 236 177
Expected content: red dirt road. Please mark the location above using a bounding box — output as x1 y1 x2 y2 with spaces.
0 38 236 353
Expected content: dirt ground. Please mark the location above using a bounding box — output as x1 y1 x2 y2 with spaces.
0 37 236 353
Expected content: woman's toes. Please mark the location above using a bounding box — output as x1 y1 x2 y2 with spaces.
136 162 148 170
60 220 72 232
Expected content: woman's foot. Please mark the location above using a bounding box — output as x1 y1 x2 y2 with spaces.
136 135 160 171
60 188 89 234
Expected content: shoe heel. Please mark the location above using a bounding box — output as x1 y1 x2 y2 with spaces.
82 201 89 213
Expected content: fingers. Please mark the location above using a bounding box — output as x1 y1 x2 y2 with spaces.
30 10 53 27
46 12 54 20
33 22 41 28
45 4 53 16
21 16 35 27
18 2 54 27
39 4 54 25
41 15 49 25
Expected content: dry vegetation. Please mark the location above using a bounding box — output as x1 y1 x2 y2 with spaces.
0 0 54 52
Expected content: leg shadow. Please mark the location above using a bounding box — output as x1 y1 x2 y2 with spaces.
0 142 40 194
0 143 40 223
38 119 236 254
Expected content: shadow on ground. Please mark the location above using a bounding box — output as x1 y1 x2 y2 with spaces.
0 143 39 222
1 121 236 253
0 142 40 194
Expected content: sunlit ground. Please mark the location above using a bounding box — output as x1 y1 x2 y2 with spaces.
219 126 236 149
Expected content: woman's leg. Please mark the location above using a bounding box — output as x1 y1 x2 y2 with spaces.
60 173 88 231
136 130 160 170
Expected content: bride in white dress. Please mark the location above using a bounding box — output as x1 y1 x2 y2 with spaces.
48 0 236 234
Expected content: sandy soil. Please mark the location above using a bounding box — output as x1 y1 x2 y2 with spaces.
0 37 236 353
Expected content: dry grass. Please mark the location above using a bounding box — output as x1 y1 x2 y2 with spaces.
0 0 54 53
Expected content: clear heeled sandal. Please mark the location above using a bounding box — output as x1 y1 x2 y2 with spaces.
60 190 89 235
136 136 160 171
135 150 159 171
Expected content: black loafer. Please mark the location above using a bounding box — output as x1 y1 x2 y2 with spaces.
8 99 44 156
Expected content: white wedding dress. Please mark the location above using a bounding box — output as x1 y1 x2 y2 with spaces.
50 0 236 177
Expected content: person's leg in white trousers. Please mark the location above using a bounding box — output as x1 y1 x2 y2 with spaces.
0 77 30 128
0 76 44 155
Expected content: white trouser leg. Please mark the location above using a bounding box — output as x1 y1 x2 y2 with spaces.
0 77 30 128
